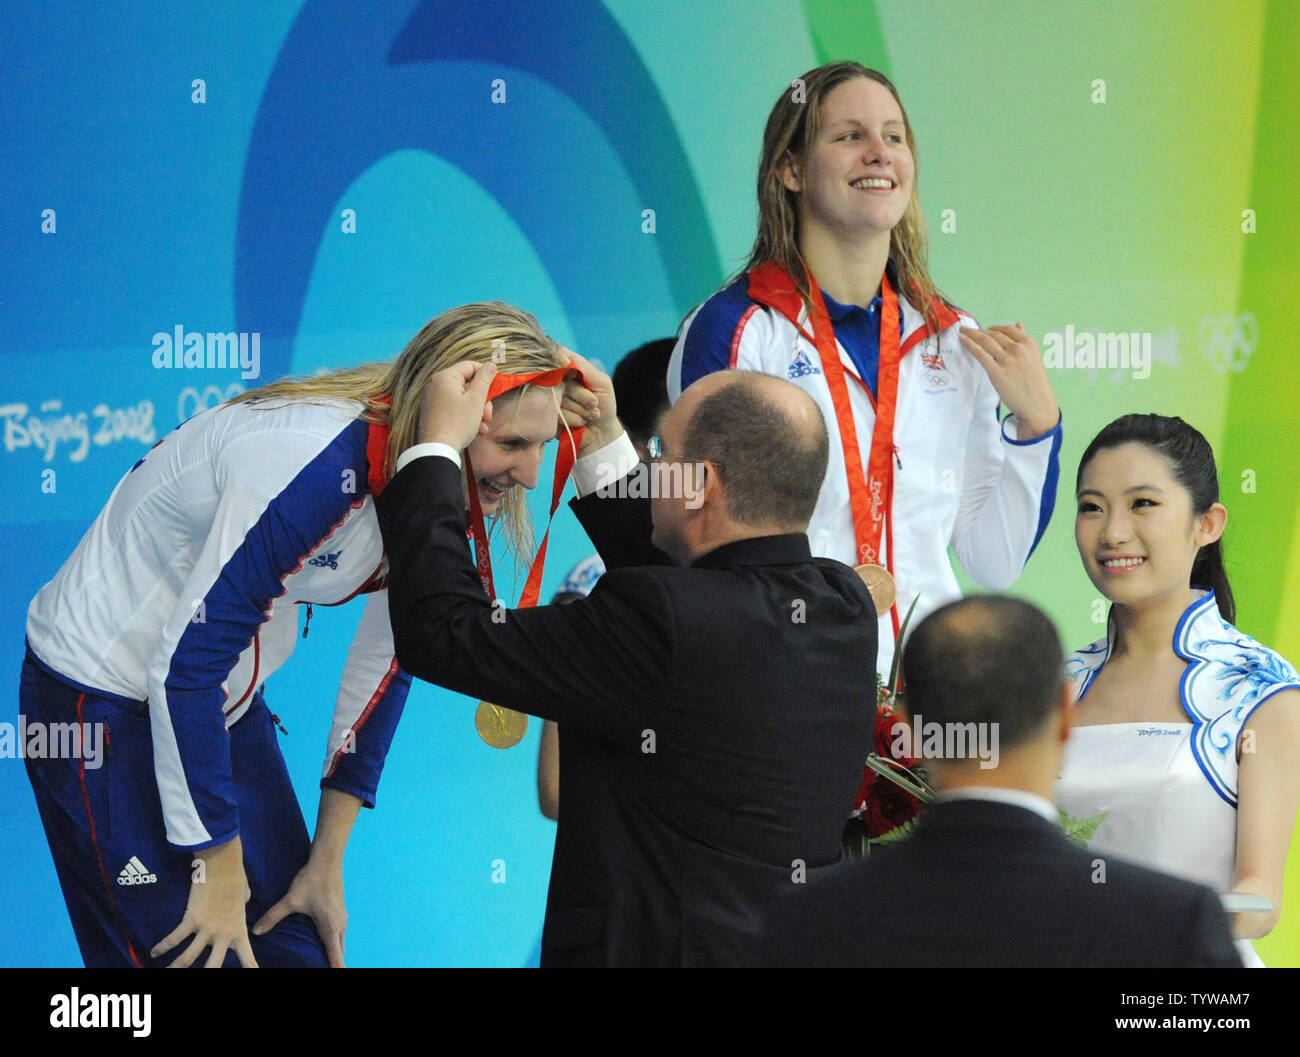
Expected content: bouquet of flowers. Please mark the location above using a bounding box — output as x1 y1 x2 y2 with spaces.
844 598 1106 858
845 599 931 858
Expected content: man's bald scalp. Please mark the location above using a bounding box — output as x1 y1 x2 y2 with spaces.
681 371 829 528
901 595 1066 750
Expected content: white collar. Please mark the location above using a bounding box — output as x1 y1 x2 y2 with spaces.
1066 589 1217 703
1065 590 1300 808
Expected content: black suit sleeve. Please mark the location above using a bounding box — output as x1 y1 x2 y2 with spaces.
376 455 673 738
1173 887 1245 968
569 473 673 570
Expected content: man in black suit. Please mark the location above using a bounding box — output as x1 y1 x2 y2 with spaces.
375 353 877 966
762 595 1242 968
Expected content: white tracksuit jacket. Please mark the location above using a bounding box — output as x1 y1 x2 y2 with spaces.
26 398 410 850
670 272 1061 677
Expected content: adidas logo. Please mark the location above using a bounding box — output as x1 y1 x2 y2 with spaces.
308 550 342 570
788 347 821 380
116 856 158 886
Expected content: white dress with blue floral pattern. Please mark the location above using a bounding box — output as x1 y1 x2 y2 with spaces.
1054 592 1299 968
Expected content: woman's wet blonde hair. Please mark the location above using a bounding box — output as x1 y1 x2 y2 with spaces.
228 301 565 564
744 61 950 331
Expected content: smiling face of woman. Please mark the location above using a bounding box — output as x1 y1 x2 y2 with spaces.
1075 442 1226 609
463 386 558 515
782 76 914 243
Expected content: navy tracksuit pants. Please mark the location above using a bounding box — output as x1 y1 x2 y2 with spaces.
20 648 329 967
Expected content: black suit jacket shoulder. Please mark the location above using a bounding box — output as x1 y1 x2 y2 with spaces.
762 800 1242 968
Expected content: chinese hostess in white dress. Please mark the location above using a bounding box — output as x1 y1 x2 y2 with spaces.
1055 592 1300 968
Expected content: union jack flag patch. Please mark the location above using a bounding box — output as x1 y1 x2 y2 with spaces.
921 348 947 373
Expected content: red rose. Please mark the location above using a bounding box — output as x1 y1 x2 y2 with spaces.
862 773 920 838
874 706 915 767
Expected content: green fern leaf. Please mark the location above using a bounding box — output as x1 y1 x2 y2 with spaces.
1059 810 1108 846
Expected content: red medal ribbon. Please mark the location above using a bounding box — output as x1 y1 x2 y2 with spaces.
465 366 584 609
367 423 391 499
748 262 904 629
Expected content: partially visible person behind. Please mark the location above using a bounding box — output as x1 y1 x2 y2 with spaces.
610 338 673 460
1055 414 1300 967
525 552 602 967
536 554 605 821
762 595 1242 968
537 337 673 821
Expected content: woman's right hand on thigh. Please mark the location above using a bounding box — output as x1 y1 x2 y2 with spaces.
151 835 259 968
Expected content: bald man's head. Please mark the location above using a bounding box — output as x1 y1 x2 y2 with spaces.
678 371 829 528
901 596 1066 751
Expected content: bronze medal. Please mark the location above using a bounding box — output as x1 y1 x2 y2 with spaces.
475 701 529 749
854 563 896 617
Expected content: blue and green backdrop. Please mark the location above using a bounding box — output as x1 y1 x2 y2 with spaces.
3 0 1296 966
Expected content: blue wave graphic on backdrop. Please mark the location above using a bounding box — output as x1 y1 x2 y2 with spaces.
236 0 722 379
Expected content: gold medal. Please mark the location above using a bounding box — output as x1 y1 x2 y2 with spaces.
475 701 529 749
854 563 896 617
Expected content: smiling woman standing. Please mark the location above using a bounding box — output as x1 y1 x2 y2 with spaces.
1055 414 1300 967
670 61 1062 674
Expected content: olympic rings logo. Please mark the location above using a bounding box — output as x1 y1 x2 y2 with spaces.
178 383 245 422
1197 312 1257 374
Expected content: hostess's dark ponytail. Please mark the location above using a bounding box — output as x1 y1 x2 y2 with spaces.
1190 537 1233 622
1078 414 1235 624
